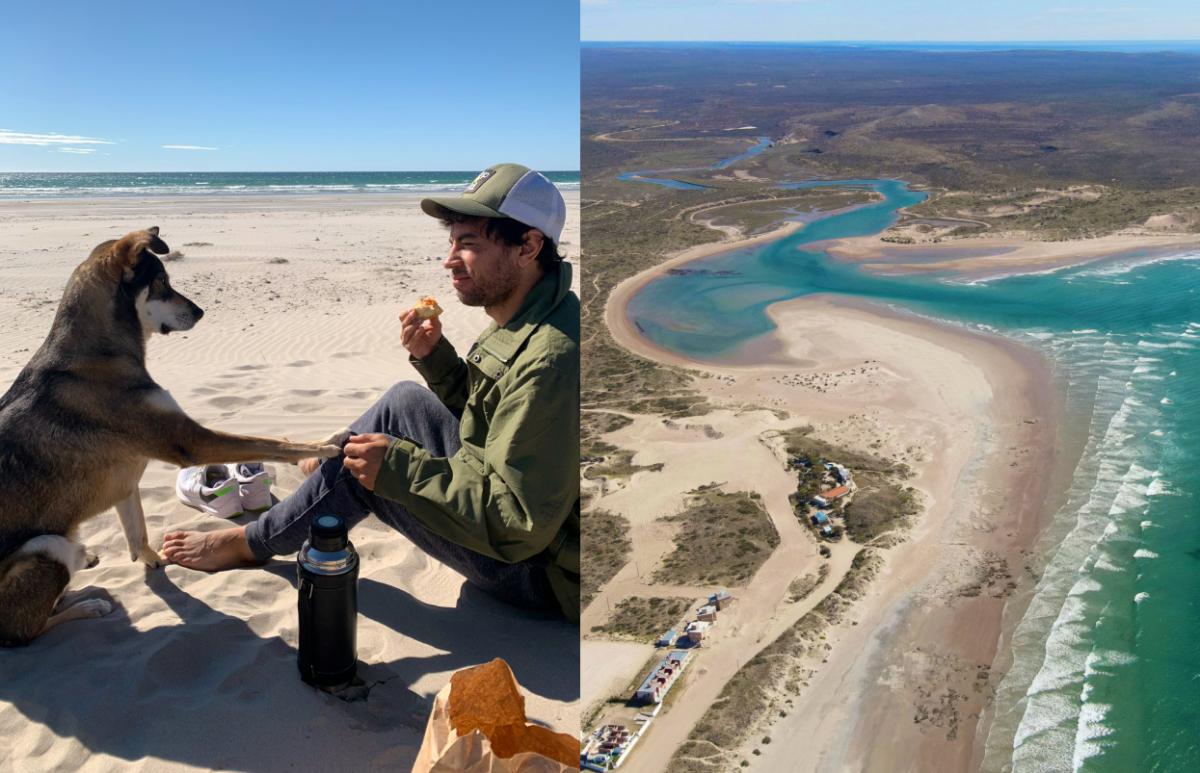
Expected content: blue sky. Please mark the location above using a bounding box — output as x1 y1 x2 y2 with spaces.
1 1 578 172
583 1 1200 43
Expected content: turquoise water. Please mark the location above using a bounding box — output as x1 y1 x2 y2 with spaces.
615 171 710 190
0 171 580 199
625 179 1200 771
713 136 772 169
616 135 771 189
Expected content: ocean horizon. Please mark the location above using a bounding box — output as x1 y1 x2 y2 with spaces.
0 171 580 200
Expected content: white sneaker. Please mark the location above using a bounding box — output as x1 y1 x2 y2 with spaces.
176 465 244 519
231 462 273 511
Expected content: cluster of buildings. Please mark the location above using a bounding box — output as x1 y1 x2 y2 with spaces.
582 724 640 772
582 590 737 770
655 589 734 649
634 649 692 703
581 649 695 771
789 457 856 539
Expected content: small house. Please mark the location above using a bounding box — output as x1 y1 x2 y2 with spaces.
821 485 850 501
708 589 734 609
685 620 711 643
696 605 717 622
810 511 830 526
657 629 678 647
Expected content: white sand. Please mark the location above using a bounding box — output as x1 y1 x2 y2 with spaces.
819 229 1200 276
0 192 580 772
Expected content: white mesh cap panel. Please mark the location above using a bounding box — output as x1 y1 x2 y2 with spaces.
497 170 567 243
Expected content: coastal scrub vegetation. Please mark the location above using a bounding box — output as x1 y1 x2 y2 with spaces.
582 509 633 608
696 189 876 236
590 596 693 642
842 470 922 544
582 435 664 481
653 486 780 586
786 563 831 604
586 46 1200 240
775 425 920 543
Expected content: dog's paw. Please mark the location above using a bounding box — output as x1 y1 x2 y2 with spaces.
137 545 166 569
321 427 354 448
308 427 352 459
74 598 113 619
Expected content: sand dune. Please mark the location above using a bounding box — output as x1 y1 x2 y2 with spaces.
0 192 580 772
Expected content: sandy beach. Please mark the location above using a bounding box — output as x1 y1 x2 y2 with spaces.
818 230 1200 277
586 223 1078 770
0 191 580 771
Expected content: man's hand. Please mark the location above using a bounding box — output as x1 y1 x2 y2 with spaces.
343 434 394 491
400 308 442 360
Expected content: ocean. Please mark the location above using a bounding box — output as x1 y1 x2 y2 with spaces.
624 178 1200 771
0 171 580 199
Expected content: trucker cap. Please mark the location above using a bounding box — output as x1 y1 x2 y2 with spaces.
421 163 566 244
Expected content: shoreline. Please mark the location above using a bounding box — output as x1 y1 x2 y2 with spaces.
818 230 1200 277
0 189 581 215
767 297 1061 773
604 219 806 371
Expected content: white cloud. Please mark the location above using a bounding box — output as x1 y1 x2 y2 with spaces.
58 147 97 154
162 144 219 151
0 129 114 146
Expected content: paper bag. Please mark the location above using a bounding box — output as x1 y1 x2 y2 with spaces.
412 658 579 772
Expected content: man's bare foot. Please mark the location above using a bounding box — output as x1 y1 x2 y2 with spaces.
298 457 320 477
162 526 262 571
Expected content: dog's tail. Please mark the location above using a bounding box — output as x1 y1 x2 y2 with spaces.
0 535 83 646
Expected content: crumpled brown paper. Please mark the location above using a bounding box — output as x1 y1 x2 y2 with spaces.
412 658 579 772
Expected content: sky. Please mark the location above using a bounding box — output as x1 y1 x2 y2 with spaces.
582 0 1200 43
1 1 579 172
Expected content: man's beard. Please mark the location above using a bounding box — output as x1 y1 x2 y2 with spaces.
454 256 521 309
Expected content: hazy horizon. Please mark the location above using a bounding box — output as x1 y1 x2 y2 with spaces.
582 0 1200 44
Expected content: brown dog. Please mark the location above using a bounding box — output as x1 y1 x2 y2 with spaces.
0 227 347 645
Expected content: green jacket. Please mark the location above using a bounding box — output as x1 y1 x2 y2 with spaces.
374 263 581 621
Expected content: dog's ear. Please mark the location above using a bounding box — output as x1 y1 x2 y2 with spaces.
107 227 169 281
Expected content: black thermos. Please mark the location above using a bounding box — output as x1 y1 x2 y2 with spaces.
297 513 359 688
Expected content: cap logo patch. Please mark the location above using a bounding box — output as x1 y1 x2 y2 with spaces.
464 169 494 194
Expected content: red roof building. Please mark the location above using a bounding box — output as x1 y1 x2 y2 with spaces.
821 485 850 500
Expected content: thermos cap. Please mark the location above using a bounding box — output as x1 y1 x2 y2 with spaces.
311 514 348 552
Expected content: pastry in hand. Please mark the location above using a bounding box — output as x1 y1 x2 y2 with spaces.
413 296 443 319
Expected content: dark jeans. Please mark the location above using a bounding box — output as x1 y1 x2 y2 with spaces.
244 381 557 612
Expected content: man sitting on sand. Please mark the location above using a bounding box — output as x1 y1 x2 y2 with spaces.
163 164 580 621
